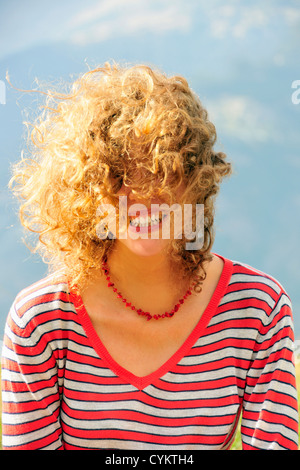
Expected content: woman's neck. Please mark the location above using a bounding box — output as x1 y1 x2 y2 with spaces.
107 242 176 288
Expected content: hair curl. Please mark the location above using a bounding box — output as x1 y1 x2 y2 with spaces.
9 62 232 293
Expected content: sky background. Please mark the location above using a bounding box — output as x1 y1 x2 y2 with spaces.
0 0 300 345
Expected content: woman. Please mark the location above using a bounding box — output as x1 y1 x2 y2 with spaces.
1 63 298 450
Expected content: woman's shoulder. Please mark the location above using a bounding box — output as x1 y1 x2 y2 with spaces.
14 269 69 306
229 257 286 292
223 255 292 314
9 270 76 335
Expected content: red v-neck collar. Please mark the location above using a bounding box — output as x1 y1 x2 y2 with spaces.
69 253 233 391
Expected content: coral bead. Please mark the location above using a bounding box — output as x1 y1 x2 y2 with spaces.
101 260 192 321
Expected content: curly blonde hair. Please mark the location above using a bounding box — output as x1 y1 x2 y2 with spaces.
9 62 232 292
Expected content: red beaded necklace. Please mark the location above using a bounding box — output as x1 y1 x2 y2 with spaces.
101 261 194 321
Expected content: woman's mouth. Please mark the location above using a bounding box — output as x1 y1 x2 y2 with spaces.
128 211 168 233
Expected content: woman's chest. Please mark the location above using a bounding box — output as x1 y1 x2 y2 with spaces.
89 304 204 376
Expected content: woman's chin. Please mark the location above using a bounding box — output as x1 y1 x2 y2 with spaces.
116 235 169 257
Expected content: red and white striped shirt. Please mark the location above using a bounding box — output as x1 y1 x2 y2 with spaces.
1 255 299 450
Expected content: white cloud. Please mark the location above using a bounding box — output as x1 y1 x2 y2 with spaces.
206 95 277 143
0 0 193 59
283 7 300 26
66 0 129 29
0 0 298 60
207 4 268 39
208 5 235 39
232 8 267 38
68 1 269 46
66 0 192 45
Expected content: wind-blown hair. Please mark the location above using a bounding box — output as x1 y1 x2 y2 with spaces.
9 62 232 292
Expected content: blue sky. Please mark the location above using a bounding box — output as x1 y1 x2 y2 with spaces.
1 0 299 62
0 0 300 340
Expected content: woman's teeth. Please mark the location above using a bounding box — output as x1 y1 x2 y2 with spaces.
129 214 165 227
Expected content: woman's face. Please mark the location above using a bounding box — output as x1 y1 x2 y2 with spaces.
113 182 173 258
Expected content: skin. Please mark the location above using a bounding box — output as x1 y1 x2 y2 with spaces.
81 183 224 377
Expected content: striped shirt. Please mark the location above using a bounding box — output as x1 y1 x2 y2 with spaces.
1 254 299 450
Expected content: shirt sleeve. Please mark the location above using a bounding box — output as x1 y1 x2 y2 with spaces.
241 290 299 450
1 304 64 450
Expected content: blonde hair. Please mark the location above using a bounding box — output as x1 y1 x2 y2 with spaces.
9 62 232 292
